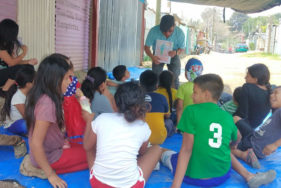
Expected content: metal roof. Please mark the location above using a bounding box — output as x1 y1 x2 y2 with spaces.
169 0 281 13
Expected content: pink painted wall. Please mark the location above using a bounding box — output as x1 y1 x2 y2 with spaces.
0 0 17 22
55 0 91 71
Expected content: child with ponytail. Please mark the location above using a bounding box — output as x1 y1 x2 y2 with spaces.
81 67 116 119
83 82 163 188
0 65 35 135
234 63 272 138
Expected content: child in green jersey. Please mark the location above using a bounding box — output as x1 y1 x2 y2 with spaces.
161 74 276 188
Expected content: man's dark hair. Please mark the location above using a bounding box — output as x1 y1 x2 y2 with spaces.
194 74 223 101
140 70 158 92
113 65 126 81
160 15 175 33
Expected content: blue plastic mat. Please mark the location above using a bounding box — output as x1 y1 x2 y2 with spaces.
0 127 280 188
107 66 150 81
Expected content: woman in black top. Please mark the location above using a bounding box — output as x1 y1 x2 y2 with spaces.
234 64 271 138
0 19 37 96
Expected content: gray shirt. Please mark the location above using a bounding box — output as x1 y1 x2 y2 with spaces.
251 108 281 158
91 92 114 119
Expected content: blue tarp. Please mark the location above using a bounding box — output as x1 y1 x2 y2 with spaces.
0 127 280 188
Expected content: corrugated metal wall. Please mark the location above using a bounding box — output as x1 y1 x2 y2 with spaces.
0 0 17 22
98 0 143 71
55 0 91 71
18 0 55 66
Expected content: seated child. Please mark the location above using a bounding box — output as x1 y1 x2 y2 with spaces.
83 82 163 188
0 134 27 158
232 86 281 165
140 70 171 144
0 65 35 135
221 87 242 115
81 67 116 119
161 74 276 188
21 54 88 188
107 65 130 95
156 70 177 125
234 64 271 137
62 57 86 145
176 58 203 124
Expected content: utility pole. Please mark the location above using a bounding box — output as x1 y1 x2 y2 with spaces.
267 19 272 53
155 0 161 25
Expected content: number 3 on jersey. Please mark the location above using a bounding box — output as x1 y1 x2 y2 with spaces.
208 123 222 148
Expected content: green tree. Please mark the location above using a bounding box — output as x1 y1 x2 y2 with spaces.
228 12 249 32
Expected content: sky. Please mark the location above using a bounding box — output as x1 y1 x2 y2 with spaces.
146 0 281 21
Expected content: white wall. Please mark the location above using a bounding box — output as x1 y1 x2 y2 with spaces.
18 0 56 67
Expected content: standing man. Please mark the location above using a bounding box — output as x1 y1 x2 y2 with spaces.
144 15 185 89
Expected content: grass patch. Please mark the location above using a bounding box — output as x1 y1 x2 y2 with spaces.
242 52 281 60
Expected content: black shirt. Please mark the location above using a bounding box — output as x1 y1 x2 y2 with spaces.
234 83 271 128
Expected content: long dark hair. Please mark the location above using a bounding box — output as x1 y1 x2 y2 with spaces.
159 70 174 112
0 65 35 122
248 63 271 94
25 53 71 131
81 67 106 102
0 19 21 56
114 82 146 122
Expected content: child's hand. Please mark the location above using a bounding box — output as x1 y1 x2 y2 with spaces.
233 116 241 123
28 58 38 65
63 139 71 149
76 88 84 98
48 172 67 188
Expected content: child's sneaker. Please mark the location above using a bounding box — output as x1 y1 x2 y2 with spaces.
247 169 276 188
14 140 27 159
246 148 260 169
161 150 176 172
20 155 47 179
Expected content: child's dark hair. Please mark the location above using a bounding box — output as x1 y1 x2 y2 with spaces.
25 53 71 131
160 15 175 33
194 74 223 101
248 63 271 94
159 70 174 112
114 82 146 122
233 87 242 105
140 70 158 92
113 65 126 81
0 19 21 56
81 67 106 102
0 65 35 122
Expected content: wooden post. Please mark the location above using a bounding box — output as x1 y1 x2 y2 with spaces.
267 20 272 53
155 0 161 25
90 0 99 67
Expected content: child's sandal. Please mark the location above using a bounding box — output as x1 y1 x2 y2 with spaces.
246 148 260 169
14 139 27 159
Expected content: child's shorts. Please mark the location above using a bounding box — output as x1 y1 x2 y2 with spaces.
171 153 231 187
90 167 145 188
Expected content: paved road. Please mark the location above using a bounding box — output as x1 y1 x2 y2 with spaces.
179 52 281 93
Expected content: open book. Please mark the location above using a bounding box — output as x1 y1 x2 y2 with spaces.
155 40 173 64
